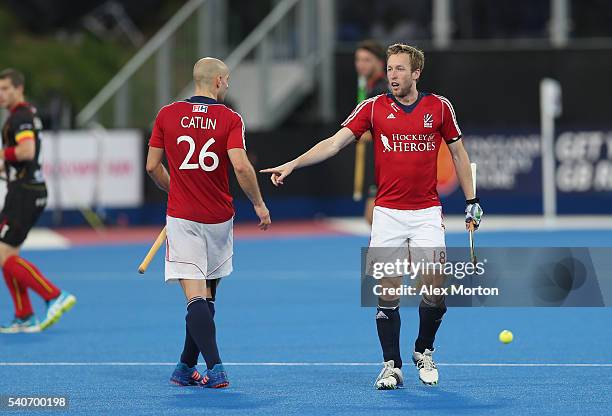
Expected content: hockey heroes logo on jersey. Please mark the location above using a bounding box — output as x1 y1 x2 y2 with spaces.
424 113 433 128
380 132 437 153
341 93 462 210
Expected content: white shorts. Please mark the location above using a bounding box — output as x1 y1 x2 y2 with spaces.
368 205 446 270
165 215 233 282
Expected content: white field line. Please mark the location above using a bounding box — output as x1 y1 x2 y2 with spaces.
0 362 610 367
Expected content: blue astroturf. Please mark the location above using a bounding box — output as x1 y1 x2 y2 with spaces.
0 230 611 415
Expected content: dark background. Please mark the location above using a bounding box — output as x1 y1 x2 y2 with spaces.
138 47 612 221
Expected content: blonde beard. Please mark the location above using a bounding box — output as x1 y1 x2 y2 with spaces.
392 82 417 102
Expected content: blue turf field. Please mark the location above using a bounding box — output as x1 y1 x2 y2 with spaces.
1 230 611 415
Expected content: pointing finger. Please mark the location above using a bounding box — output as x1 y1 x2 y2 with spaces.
260 167 279 173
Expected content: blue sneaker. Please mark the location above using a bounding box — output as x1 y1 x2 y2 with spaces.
40 291 76 331
170 363 205 386
202 364 229 388
0 315 40 334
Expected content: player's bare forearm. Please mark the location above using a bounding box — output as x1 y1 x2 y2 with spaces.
228 149 264 206
228 148 271 229
278 138 339 172
148 164 170 193
293 127 356 169
235 164 265 206
448 139 475 200
146 146 170 193
260 127 356 186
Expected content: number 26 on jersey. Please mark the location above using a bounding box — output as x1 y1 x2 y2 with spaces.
177 135 219 171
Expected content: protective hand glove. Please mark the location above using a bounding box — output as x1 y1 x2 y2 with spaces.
465 197 483 230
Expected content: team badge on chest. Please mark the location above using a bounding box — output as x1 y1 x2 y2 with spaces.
423 113 433 128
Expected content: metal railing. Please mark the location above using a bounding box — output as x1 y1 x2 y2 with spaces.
76 0 226 128
176 0 312 121
76 0 335 130
177 0 335 129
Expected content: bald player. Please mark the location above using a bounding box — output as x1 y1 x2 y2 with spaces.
147 57 271 388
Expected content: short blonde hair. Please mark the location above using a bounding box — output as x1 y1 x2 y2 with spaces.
386 43 425 73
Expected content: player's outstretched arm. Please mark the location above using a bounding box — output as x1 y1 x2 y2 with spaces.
448 139 483 230
260 127 356 186
146 146 170 193
228 148 271 230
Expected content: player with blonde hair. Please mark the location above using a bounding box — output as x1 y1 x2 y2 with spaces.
262 44 483 388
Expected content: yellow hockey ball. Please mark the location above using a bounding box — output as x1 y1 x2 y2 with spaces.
499 330 513 344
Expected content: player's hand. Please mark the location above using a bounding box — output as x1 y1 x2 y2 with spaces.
254 203 271 231
260 161 296 187
465 198 483 231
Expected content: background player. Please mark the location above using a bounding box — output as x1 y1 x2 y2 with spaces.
0 69 76 334
354 40 388 224
146 57 271 388
262 44 483 389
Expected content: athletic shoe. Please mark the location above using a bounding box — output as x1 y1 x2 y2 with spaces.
170 362 205 386
39 291 77 331
412 349 439 385
374 360 404 390
0 315 40 334
202 363 229 388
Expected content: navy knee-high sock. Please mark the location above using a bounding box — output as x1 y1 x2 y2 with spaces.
376 306 402 368
180 298 217 368
415 299 447 353
185 297 221 370
206 298 215 317
180 325 199 368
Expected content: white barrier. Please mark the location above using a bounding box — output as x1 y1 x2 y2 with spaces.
0 129 143 209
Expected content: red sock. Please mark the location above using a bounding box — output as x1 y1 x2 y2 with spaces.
3 270 34 318
3 256 61 302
